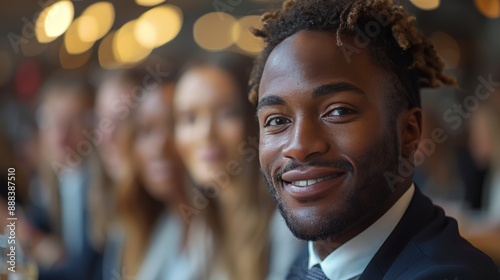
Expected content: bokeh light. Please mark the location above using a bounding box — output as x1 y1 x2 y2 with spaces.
113 20 152 65
430 32 460 69
35 0 74 43
59 44 92 69
135 5 183 48
77 15 100 43
98 31 121 69
233 15 264 54
64 17 95 54
78 2 115 42
135 0 165 7
194 12 237 51
410 0 440 11
474 0 500 18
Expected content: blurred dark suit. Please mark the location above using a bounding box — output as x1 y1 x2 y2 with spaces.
29 167 103 280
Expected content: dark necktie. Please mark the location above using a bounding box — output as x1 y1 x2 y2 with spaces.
305 264 329 280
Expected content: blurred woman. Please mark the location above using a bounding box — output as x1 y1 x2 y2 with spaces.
174 52 304 280
116 79 195 279
94 69 143 280
95 69 142 182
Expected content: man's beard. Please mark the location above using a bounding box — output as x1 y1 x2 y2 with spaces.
262 124 401 241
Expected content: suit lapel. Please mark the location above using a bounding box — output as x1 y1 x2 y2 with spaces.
286 246 309 280
359 187 438 280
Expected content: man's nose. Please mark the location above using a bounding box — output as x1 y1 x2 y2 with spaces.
282 118 329 162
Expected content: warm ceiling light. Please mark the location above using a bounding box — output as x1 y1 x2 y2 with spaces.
409 0 440 11
36 0 74 43
474 0 500 18
135 0 165 6
194 12 237 51
77 15 100 43
113 20 152 65
98 31 121 69
59 44 92 69
64 18 94 54
78 2 115 42
233 15 264 54
135 5 183 48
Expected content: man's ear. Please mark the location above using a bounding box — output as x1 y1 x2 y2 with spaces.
399 107 422 159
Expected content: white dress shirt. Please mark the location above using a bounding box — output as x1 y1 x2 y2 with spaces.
135 212 200 280
487 173 500 222
308 184 415 280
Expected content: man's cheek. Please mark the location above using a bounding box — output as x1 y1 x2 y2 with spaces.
259 140 275 161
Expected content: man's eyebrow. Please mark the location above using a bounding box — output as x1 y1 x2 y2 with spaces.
256 83 363 111
312 82 365 97
256 95 286 111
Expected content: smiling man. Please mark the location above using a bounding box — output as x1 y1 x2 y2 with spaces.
249 0 500 279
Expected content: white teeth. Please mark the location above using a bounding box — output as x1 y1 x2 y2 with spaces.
292 175 335 187
297 181 307 186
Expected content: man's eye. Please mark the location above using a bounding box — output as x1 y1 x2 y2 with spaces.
264 116 291 127
328 107 355 117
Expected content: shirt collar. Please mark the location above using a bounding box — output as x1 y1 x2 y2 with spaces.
308 184 415 280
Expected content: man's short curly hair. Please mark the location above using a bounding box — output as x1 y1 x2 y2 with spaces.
249 0 456 111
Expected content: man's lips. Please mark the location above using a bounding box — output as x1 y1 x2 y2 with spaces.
280 167 347 199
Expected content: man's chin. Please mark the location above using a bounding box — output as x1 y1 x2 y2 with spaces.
284 218 340 241
278 205 342 241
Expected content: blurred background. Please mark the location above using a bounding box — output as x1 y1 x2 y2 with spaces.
0 0 499 279
1 0 499 135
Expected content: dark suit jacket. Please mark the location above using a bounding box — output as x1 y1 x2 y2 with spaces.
286 188 500 280
29 170 103 280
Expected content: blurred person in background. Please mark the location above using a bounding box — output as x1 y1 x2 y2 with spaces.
0 98 39 204
95 70 142 182
30 72 110 280
456 66 500 265
114 77 199 280
174 52 304 280
0 129 36 278
94 69 143 279
0 98 35 230
415 93 465 201
0 129 26 229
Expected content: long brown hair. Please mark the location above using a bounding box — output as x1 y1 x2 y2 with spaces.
115 78 178 277
181 52 275 280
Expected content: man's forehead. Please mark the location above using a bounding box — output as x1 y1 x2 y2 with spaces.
258 30 376 99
